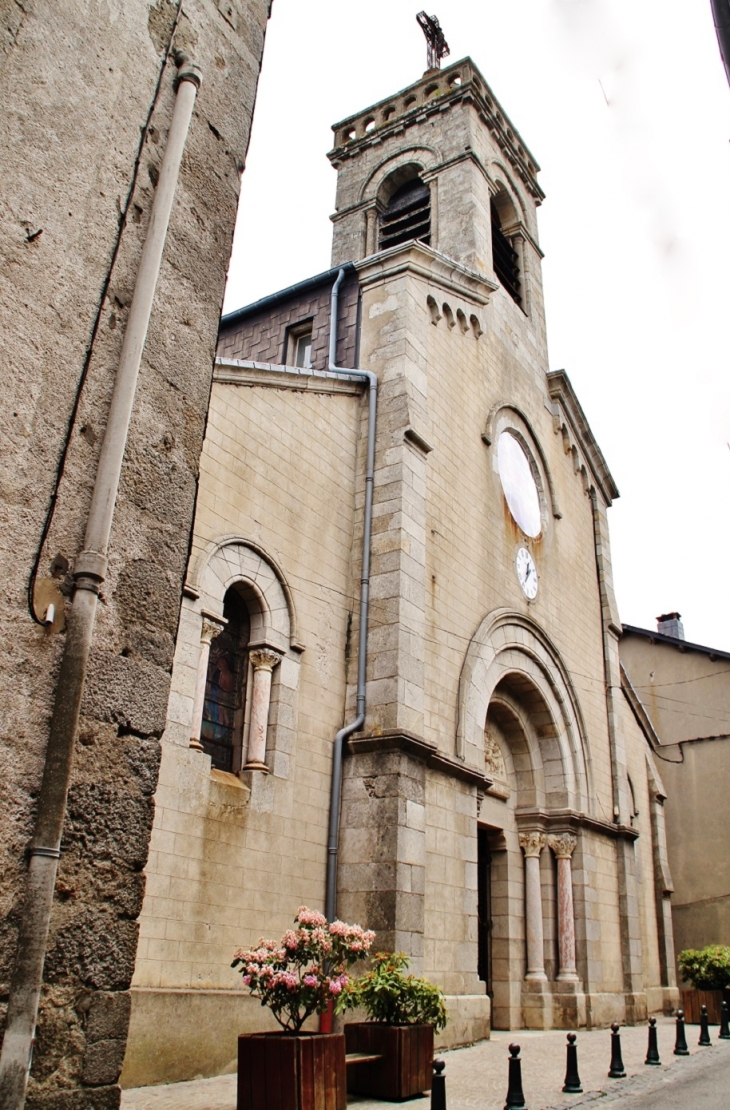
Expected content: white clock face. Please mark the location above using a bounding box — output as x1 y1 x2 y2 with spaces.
497 432 542 538
516 547 538 599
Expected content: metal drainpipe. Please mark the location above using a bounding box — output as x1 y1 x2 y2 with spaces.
324 268 377 924
0 54 202 1110
220 268 377 922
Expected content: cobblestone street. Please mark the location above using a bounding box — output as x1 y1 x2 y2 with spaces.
122 1018 730 1110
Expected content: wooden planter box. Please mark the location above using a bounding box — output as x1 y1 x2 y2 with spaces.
237 1031 346 1110
344 1022 434 1101
680 988 730 1024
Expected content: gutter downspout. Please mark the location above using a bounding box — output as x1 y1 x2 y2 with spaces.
219 268 377 924
324 268 377 924
0 54 202 1110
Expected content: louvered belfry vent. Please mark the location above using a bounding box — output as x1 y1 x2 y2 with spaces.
491 200 521 306
379 178 431 251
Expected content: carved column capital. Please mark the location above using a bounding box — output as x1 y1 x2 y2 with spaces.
249 647 283 673
200 616 224 645
519 831 547 858
548 832 577 860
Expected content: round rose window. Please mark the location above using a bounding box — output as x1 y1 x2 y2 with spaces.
497 431 541 538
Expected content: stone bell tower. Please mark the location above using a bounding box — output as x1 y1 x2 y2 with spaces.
328 50 656 1037
328 57 547 354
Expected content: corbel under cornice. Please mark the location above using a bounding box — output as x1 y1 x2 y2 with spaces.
547 369 619 505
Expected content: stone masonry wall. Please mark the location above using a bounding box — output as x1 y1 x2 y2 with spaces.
0 2 270 1105
122 312 365 1082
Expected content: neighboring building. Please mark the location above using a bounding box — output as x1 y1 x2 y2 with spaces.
121 57 679 1088
621 616 730 968
0 2 271 1107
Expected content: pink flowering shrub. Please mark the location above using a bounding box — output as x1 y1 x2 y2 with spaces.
232 906 375 1033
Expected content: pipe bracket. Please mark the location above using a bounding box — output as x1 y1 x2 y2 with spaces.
73 550 107 583
174 53 203 91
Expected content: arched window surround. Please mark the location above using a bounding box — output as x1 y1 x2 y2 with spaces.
169 537 302 782
482 402 562 539
487 165 532 315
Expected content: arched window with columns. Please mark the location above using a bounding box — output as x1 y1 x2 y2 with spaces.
177 536 302 780
200 587 250 772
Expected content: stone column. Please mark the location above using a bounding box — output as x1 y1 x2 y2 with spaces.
189 616 225 751
243 647 282 770
519 831 547 981
365 206 379 255
511 231 530 315
548 833 579 982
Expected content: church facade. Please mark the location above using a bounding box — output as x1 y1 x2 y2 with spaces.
121 57 679 1087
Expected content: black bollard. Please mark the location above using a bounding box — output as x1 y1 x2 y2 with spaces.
645 1017 661 1065
699 1004 712 1046
608 1022 626 1078
673 1008 689 1056
719 1001 730 1041
431 1058 446 1110
504 1043 527 1110
562 1032 583 1094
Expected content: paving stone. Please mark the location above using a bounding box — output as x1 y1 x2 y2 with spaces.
121 1019 730 1110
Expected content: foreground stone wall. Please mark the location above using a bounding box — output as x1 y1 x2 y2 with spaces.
0 2 271 1104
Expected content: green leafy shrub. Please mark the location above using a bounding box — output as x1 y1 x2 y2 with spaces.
340 951 448 1031
677 945 730 991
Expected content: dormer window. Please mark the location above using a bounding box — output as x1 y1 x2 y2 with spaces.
379 177 431 251
491 197 522 307
287 321 314 368
295 332 312 368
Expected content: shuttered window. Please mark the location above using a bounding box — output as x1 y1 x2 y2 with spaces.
491 200 522 307
379 179 431 251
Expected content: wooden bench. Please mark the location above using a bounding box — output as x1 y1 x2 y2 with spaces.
345 1051 384 1067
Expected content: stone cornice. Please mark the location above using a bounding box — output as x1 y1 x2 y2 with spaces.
355 240 497 305
348 729 493 790
213 359 364 396
546 369 619 506
328 57 543 203
620 662 662 752
515 807 639 843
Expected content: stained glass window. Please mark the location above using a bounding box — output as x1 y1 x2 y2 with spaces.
201 588 250 772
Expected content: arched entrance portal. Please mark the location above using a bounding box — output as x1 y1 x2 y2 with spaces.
458 611 590 1030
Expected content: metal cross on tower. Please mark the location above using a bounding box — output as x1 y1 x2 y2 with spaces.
416 11 450 71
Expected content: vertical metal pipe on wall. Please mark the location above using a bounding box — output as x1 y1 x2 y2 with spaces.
324 269 377 924
0 54 202 1110
212 268 377 927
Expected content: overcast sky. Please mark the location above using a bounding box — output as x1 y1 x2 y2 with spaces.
223 0 730 652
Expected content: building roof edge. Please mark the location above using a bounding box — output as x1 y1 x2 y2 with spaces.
220 262 357 330
621 624 730 661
